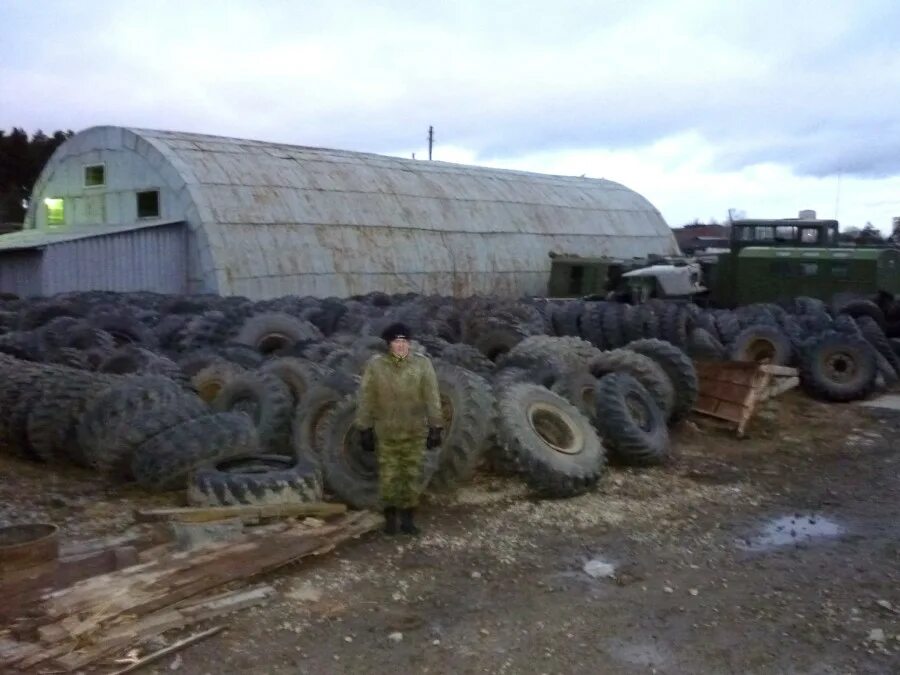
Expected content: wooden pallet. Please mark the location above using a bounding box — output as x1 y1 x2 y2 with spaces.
693 361 799 436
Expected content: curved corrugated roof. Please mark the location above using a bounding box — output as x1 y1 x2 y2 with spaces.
27 126 678 298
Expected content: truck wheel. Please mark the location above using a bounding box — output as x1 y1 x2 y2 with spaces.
714 311 741 345
856 315 900 377
234 312 323 355
497 383 606 498
837 300 886 330
131 412 261 491
317 395 440 508
212 371 294 455
594 372 670 465
429 364 495 490
727 325 793 366
625 338 699 424
587 349 674 419
799 332 877 402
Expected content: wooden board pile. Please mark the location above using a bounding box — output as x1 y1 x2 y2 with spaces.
693 361 800 435
0 509 380 672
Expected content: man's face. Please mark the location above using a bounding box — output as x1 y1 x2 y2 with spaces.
390 337 410 358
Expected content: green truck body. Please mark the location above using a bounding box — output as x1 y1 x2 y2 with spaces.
708 246 900 306
705 218 900 306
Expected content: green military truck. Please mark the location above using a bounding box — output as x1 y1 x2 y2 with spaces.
547 218 900 308
702 218 900 307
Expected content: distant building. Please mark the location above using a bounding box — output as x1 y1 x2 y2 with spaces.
671 223 731 254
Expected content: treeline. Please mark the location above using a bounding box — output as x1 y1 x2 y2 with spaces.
0 128 74 225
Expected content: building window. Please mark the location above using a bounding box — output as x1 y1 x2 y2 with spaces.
84 164 105 187
44 197 65 227
137 190 160 218
801 263 819 276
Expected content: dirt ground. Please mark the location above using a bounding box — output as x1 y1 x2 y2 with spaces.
2 391 899 674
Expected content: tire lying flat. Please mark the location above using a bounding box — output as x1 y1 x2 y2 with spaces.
188 454 323 506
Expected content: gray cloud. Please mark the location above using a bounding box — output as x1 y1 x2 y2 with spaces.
2 0 900 181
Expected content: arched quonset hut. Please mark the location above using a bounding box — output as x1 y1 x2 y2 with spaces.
0 126 678 298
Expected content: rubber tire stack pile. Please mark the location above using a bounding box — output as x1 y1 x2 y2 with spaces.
1 289 895 507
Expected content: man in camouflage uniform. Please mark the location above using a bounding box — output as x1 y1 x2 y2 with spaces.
356 322 443 535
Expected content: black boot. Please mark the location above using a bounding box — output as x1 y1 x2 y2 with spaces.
399 508 420 536
383 507 398 535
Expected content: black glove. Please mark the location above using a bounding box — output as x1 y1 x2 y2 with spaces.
426 426 443 450
360 428 376 453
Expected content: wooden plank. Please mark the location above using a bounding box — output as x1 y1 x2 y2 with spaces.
52 587 273 671
108 625 225 675
1 513 377 671
134 502 347 524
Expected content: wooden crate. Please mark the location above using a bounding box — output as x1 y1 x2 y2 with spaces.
693 361 798 436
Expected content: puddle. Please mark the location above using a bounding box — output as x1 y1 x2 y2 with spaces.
739 514 844 551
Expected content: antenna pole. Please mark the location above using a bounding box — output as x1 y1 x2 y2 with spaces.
427 126 434 161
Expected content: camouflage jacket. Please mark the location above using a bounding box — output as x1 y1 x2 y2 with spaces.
356 352 442 439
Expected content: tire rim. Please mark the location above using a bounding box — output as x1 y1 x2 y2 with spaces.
257 333 293 355
823 350 858 383
196 378 226 402
526 402 583 455
746 338 776 363
625 392 652 432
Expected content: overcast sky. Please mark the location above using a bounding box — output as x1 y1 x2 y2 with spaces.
3 1 900 230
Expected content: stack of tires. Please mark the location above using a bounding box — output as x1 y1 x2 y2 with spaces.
486 336 699 497
1 288 895 508
0 356 278 495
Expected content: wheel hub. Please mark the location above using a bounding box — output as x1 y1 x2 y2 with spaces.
526 402 583 455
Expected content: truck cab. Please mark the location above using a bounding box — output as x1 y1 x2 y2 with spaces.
704 218 900 307
729 218 839 251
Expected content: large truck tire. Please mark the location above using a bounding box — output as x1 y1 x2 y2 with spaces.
587 349 674 419
212 371 294 455
727 325 793 366
624 338 699 424
799 332 877 402
594 373 670 466
131 412 261 491
429 364 495 490
77 375 209 475
496 383 606 498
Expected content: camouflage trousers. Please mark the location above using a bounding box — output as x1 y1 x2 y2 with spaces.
377 434 425 508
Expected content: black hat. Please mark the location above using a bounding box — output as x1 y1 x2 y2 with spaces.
381 322 412 343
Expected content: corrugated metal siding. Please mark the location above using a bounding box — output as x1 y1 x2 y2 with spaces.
41 222 187 294
0 250 43 298
132 127 678 298
26 126 679 299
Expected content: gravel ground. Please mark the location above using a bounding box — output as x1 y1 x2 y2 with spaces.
2 391 899 674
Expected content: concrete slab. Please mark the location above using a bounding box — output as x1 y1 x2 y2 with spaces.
857 393 900 411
